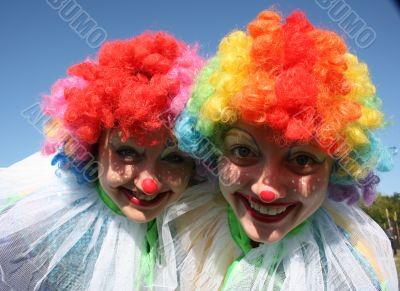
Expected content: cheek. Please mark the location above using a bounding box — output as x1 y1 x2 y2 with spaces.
102 167 127 188
289 173 330 200
218 161 256 193
98 151 135 188
159 163 192 190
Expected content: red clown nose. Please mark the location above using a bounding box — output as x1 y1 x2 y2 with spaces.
142 178 158 194
259 190 276 202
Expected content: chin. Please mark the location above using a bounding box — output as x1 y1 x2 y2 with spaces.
256 231 286 244
240 216 290 244
246 226 285 244
121 207 161 223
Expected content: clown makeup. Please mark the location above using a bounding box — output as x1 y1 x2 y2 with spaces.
219 121 333 243
98 129 194 223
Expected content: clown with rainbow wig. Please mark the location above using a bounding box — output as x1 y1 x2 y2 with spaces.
171 9 398 290
0 31 205 290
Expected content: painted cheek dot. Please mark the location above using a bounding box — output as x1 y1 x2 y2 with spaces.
142 178 158 194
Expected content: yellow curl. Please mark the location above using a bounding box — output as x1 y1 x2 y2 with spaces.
344 53 376 102
201 31 252 123
344 124 369 147
357 107 384 129
43 119 63 138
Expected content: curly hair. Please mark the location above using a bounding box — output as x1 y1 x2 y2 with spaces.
175 10 392 205
41 31 204 182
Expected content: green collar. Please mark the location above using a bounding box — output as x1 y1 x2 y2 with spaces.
96 181 124 216
139 219 158 287
223 205 255 289
223 204 309 290
227 204 252 254
95 182 158 287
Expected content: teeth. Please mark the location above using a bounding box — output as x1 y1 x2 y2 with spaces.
249 200 287 216
123 189 169 202
136 193 157 201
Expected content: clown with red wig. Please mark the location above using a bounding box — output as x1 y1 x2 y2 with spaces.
0 31 205 290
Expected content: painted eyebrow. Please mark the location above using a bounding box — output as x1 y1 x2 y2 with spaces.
225 128 257 142
160 144 181 158
108 136 146 154
224 127 261 151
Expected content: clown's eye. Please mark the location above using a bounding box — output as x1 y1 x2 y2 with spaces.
162 153 185 164
294 155 313 166
287 153 324 175
233 146 252 158
115 147 143 163
227 145 259 167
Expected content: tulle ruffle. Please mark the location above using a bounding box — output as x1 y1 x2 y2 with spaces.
0 152 212 291
169 192 398 291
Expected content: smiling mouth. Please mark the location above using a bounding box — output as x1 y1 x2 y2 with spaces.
235 192 299 223
119 187 172 207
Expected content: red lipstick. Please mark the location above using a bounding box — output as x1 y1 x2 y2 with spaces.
120 187 171 207
235 192 299 223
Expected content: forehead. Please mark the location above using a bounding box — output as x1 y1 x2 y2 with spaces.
226 120 325 154
228 120 274 139
108 129 177 148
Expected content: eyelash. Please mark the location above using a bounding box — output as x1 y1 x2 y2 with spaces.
286 153 324 174
161 153 185 164
290 152 323 163
292 155 314 165
230 145 257 157
115 146 185 164
116 147 143 162
227 144 260 166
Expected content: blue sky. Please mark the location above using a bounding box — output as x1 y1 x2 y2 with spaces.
0 0 399 195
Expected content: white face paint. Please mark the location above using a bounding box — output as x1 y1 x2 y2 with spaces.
97 129 194 223
219 121 333 243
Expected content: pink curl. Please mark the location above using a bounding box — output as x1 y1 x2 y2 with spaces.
168 44 205 115
41 75 88 156
41 76 88 119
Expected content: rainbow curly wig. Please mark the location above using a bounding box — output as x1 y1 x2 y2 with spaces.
41 31 204 182
175 10 393 205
